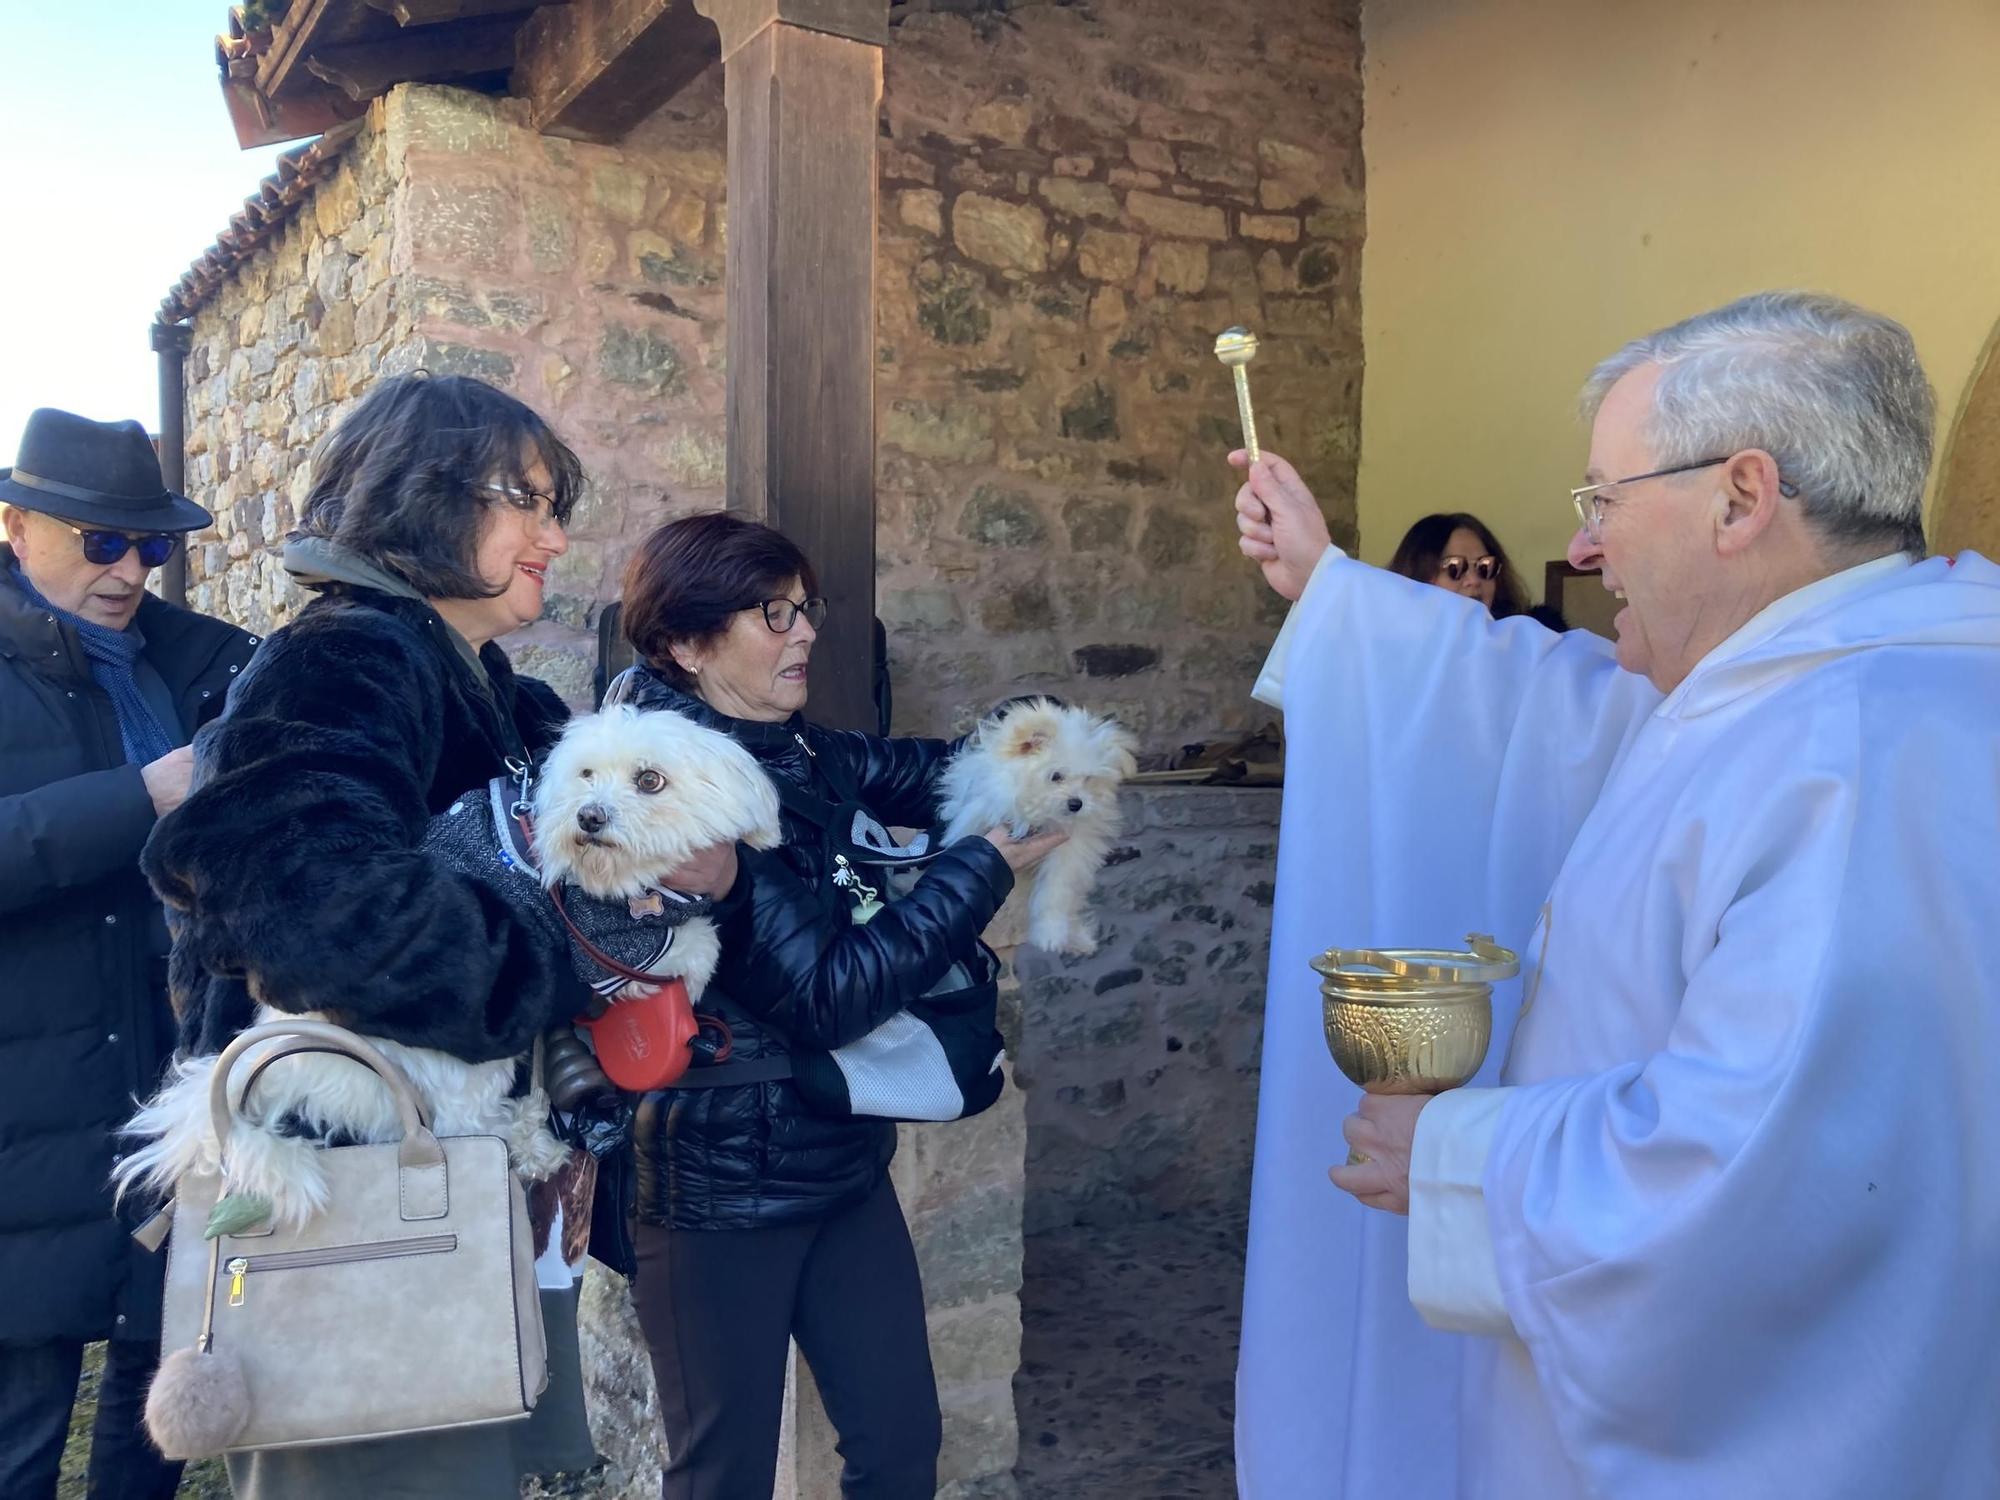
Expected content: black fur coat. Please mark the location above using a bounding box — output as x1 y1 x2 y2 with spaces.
144 584 584 1062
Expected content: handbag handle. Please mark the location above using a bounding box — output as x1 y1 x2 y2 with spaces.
206 1020 449 1208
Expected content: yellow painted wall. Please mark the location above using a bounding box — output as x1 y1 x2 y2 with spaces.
1357 0 2000 591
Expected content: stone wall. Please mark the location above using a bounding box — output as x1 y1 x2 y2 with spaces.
1014 787 1279 1235
183 80 732 705
183 114 412 633
382 80 733 705
876 0 1364 749
184 0 1363 753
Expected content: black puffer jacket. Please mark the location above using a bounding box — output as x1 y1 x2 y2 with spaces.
623 670 1014 1230
0 547 255 1342
144 569 581 1061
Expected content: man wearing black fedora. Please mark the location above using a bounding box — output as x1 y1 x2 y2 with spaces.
0 408 256 1498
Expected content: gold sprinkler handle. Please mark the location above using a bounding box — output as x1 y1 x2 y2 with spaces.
1231 368 1259 464
1213 327 1261 465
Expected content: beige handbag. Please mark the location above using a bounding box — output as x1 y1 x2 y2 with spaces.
144 1019 547 1459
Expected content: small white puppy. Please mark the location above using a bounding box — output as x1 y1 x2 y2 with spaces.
528 705 784 1002
118 706 782 1231
938 698 1136 955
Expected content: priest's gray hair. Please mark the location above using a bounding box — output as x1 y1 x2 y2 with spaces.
1582 291 1933 556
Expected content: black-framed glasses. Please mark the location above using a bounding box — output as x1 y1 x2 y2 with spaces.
67 525 179 568
1439 554 1501 584
1570 456 1799 543
478 483 569 530
751 596 827 633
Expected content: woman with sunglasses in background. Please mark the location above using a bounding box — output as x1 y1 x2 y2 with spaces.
1386 511 1567 628
139 373 665 1499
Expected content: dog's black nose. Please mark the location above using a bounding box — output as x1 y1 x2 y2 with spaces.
577 805 609 835
1066 797 1083 813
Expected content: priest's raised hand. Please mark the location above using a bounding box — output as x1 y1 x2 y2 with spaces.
1228 448 1329 601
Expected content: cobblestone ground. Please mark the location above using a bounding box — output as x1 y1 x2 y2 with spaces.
1014 1202 1247 1499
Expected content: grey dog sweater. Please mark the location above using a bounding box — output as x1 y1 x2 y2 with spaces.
423 777 716 1001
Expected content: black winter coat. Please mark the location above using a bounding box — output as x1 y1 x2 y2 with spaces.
0 548 256 1342
144 584 582 1062
622 670 1014 1231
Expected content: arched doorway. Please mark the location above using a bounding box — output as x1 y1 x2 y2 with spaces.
1932 318 2000 557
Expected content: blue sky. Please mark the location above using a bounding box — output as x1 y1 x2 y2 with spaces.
0 2 286 461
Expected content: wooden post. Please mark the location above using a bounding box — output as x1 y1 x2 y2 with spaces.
695 0 887 733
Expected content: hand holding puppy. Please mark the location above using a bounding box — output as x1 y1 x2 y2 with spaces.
659 840 740 899
984 824 1069 875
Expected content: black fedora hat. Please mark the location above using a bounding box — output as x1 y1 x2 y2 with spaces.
0 408 211 533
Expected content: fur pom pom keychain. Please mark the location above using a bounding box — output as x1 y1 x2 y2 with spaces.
146 1341 252 1461
145 1231 255 1460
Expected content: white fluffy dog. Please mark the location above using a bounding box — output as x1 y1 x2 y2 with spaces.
117 706 782 1231
938 698 1136 955
528 705 784 1002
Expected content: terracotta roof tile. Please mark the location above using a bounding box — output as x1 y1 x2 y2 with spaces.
157 117 365 327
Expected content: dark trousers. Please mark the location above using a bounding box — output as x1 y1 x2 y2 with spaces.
631 1178 942 1500
0 1339 183 1500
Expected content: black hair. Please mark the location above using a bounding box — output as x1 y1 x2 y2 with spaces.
296 372 585 599
1386 512 1531 620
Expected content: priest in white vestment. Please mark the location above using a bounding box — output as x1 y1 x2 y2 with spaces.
1232 291 2000 1499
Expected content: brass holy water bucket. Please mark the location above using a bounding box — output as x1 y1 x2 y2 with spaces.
1313 935 1519 1096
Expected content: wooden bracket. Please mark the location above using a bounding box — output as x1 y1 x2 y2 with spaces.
691 0 887 62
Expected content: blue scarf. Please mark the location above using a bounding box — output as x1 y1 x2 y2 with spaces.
10 561 177 766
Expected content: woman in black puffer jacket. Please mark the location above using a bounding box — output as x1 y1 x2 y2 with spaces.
615 513 1063 1500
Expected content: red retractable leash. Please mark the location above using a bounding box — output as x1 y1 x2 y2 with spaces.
516 808 733 1091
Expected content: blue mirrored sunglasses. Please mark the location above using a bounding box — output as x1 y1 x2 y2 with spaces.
67 525 179 568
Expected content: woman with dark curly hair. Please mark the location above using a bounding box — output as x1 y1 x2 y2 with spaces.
613 511 1062 1499
142 372 634 1498
1386 512 1567 628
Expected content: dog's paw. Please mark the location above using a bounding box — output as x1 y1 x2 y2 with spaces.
1029 913 1099 956
507 1093 575 1181
1057 918 1101 957
512 1125 574 1183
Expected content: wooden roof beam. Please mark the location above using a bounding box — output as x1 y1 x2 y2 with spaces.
307 16 525 99
365 0 563 24
514 0 720 144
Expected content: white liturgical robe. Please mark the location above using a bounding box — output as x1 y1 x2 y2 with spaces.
1237 547 2000 1500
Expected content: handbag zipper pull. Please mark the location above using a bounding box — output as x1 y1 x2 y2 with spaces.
226 1257 249 1308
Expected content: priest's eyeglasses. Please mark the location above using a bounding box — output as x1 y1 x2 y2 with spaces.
66 525 179 568
751 596 828 633
1570 456 1799 544
1439 554 1500 584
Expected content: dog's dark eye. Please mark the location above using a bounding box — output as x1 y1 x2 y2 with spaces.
1050 772 1065 783
580 769 593 780
634 769 667 794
